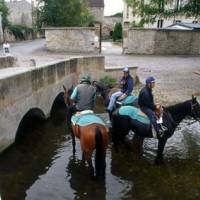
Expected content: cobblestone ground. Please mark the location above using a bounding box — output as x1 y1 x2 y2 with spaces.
2 39 200 105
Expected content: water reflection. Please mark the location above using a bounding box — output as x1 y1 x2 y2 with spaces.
66 156 106 200
0 110 200 200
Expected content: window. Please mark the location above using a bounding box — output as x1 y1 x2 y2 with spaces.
157 19 164 28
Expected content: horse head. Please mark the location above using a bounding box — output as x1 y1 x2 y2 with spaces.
63 85 73 106
191 95 200 121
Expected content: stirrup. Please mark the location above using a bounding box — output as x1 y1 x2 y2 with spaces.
160 124 168 132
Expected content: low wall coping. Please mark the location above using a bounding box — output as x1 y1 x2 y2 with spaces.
105 66 138 71
43 27 97 30
128 28 200 32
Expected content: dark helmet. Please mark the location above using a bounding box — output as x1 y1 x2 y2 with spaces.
80 74 91 83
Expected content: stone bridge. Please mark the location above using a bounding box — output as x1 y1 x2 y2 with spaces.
0 55 138 153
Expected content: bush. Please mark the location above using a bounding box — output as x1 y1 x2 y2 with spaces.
99 76 117 87
112 22 122 42
8 24 33 40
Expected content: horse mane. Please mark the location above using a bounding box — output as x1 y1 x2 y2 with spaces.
164 99 192 124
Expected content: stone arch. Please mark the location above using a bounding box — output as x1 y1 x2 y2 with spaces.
50 92 66 115
15 108 46 142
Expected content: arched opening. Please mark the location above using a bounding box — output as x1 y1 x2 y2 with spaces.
50 92 67 122
15 108 46 142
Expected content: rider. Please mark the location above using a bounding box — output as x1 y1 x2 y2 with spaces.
67 74 96 126
138 76 166 138
107 67 134 113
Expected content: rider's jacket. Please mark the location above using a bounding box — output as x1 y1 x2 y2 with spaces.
138 86 156 111
70 83 96 111
120 74 134 95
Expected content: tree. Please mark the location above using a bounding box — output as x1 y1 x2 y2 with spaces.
0 0 9 30
181 0 200 18
36 0 94 28
125 0 200 26
112 22 122 42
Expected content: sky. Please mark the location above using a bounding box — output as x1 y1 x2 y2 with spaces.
104 0 124 16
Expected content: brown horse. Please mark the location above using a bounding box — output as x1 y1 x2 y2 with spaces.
63 85 109 177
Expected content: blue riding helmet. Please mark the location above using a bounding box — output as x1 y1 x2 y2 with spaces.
146 76 155 85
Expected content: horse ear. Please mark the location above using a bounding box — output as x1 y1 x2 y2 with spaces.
192 95 197 102
63 85 67 93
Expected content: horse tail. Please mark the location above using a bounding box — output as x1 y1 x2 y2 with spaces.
95 127 106 177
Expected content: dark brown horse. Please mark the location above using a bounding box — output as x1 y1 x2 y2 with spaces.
63 85 109 177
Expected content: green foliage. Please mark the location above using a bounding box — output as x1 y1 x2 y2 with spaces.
37 0 94 28
181 0 200 18
112 22 122 42
0 0 10 30
99 76 117 87
111 12 123 17
125 0 200 26
8 24 33 40
131 21 144 28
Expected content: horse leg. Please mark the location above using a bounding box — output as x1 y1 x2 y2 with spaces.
71 132 76 155
155 138 167 165
88 159 95 178
132 135 144 156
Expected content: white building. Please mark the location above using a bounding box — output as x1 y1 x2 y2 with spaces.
123 0 198 28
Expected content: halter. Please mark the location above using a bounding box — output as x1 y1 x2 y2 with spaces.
189 101 200 124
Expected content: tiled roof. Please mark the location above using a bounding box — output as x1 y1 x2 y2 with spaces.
87 0 104 7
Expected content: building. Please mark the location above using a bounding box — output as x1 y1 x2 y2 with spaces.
6 0 34 27
123 0 198 29
87 0 104 23
102 16 122 39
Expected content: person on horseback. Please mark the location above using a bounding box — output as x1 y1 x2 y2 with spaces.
106 67 134 113
67 74 96 126
138 76 166 138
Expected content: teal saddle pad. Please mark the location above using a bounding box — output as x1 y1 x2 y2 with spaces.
119 106 150 124
71 114 106 127
121 95 138 105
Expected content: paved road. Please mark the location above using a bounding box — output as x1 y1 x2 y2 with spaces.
1 39 200 103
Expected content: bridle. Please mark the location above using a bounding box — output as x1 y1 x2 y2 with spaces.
189 101 200 124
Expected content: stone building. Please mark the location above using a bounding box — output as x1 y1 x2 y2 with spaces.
6 0 33 27
123 0 198 28
87 0 104 23
102 16 122 39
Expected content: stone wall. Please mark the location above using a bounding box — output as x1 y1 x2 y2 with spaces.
44 27 100 53
103 16 122 39
0 56 18 69
123 28 200 55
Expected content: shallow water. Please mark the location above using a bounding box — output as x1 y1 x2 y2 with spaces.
0 110 200 200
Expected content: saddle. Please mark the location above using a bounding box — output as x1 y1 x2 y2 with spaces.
119 106 166 138
71 110 106 127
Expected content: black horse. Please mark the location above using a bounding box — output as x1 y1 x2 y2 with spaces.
92 81 138 109
111 96 200 164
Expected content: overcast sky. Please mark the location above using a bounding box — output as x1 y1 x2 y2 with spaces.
104 0 123 16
